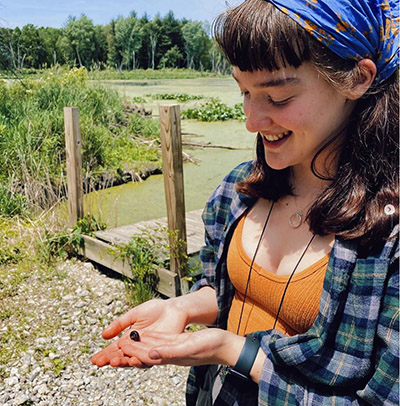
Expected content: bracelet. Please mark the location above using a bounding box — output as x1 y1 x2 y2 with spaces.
228 335 260 382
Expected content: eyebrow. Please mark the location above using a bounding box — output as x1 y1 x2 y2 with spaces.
232 74 301 88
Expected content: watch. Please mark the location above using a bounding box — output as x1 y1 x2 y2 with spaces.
228 335 260 382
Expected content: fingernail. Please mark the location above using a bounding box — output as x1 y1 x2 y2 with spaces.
149 350 160 360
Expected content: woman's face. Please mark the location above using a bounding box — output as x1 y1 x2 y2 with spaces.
233 63 355 174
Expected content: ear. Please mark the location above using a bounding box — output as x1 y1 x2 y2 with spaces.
346 59 377 100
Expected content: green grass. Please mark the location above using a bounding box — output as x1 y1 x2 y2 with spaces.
0 67 229 80
88 67 227 80
145 93 205 102
0 67 162 212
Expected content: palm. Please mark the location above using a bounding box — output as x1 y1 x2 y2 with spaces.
117 328 230 367
122 299 187 333
91 298 188 367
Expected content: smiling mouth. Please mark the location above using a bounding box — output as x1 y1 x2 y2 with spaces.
262 131 292 142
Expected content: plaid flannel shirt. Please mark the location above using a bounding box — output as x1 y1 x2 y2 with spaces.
186 161 399 406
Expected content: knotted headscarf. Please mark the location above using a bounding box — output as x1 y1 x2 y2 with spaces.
268 0 399 83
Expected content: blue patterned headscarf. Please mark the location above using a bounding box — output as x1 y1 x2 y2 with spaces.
268 0 399 83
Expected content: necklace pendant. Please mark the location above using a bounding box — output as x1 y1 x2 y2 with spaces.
289 211 303 228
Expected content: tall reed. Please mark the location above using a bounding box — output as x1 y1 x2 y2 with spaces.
0 68 161 215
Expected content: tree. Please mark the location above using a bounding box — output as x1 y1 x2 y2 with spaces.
104 20 119 68
19 24 41 68
157 11 185 68
182 21 211 70
8 27 25 70
37 27 62 67
0 28 13 70
93 25 107 66
115 13 143 70
159 45 183 68
56 33 74 66
209 40 230 74
64 15 96 67
142 19 160 69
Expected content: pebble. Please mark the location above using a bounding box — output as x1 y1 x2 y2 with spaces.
0 260 189 405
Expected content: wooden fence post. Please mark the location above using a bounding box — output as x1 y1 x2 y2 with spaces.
159 104 188 294
64 107 84 227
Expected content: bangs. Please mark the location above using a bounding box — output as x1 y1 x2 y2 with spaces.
213 0 313 72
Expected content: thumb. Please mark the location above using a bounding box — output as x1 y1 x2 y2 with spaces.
148 343 187 362
149 349 162 360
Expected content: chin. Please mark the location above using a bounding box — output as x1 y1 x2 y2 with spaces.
264 156 290 171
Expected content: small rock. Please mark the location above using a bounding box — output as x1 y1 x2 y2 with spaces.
14 394 30 405
37 383 49 395
5 376 19 386
172 376 181 385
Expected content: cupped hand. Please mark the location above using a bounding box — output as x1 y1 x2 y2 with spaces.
90 329 146 368
91 298 189 368
102 298 189 339
117 328 243 368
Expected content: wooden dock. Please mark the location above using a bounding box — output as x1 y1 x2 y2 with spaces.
81 209 204 298
65 104 204 297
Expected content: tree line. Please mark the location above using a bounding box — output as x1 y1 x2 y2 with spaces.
0 11 230 73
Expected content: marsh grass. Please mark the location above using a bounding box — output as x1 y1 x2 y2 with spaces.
0 67 162 213
145 93 205 102
87 67 224 81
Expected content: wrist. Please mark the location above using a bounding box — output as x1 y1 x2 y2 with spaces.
169 287 218 326
166 296 191 327
216 330 246 366
249 349 265 384
218 332 265 384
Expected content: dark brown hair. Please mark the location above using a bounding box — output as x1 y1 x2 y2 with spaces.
213 0 399 252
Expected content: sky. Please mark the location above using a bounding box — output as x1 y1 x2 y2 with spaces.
0 0 243 29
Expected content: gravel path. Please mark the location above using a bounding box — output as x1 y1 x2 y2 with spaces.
0 260 189 406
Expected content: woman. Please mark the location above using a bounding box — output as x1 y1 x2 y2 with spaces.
91 0 399 404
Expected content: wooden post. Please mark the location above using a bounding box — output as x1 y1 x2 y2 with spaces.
64 107 84 227
159 104 188 294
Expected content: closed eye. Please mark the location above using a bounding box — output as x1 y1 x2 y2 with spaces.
268 96 292 107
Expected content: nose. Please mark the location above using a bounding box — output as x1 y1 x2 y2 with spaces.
244 99 273 133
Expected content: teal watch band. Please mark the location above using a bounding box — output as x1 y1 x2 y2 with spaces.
228 335 260 382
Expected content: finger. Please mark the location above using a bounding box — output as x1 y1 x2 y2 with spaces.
118 341 164 366
102 309 138 339
109 355 144 368
128 357 152 369
91 352 113 367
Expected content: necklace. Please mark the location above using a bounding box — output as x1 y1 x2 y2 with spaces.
288 195 304 228
236 201 316 335
288 210 303 228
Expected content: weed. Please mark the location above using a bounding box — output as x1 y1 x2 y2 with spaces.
182 98 246 121
132 96 147 103
80 344 91 355
87 67 224 81
37 214 106 263
145 93 204 102
113 225 199 305
0 184 28 217
51 358 69 376
115 232 165 306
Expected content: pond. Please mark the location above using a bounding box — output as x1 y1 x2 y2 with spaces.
85 78 256 227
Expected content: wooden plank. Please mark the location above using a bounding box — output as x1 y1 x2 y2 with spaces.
95 209 204 254
64 107 84 227
159 104 187 285
81 235 180 298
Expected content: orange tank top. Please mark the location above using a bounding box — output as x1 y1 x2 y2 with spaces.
227 214 330 336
